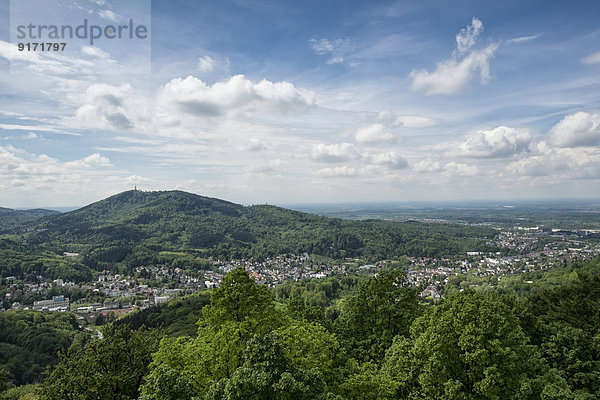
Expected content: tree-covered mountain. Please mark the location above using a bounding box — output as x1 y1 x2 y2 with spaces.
10 190 499 265
0 208 60 235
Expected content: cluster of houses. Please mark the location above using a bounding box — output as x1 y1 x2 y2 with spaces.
4 224 600 314
210 253 350 286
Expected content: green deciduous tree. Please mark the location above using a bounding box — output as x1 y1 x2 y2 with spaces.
277 321 345 387
140 267 285 399
519 273 600 397
337 361 396 400
335 270 421 362
204 332 333 400
39 324 160 400
384 291 567 399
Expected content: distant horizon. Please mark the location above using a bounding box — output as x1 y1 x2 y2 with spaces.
4 188 600 211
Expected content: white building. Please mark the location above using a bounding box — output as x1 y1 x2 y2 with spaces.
33 295 70 311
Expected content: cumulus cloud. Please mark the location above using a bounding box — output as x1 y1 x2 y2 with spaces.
60 74 318 138
0 145 112 189
445 162 479 176
504 112 600 179
309 37 354 64
548 111 600 147
66 153 112 168
315 166 358 177
506 146 600 178
414 159 443 173
581 51 600 65
505 155 564 177
198 56 216 72
409 18 498 95
311 143 358 162
355 124 395 143
161 75 316 117
71 83 134 130
459 126 531 158
368 151 408 169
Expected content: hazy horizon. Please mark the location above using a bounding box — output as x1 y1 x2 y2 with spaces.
4 188 600 211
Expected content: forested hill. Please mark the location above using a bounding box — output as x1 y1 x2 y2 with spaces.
10 190 499 261
0 207 60 234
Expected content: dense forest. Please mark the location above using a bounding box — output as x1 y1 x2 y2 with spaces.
0 311 88 387
0 209 59 235
2 258 599 399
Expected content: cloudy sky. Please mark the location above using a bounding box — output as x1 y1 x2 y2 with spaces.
1 0 600 208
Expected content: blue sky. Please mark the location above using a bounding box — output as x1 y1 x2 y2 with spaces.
0 0 599 207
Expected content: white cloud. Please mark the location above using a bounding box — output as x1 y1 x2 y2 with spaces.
160 75 316 117
309 37 353 64
97 9 123 22
2 132 38 140
315 166 357 177
0 110 24 117
506 35 540 44
445 162 479 176
66 153 112 168
414 159 443 173
311 143 357 162
70 83 134 130
198 56 216 73
410 44 498 95
506 146 600 178
409 18 498 95
581 51 600 65
376 111 436 128
459 126 531 158
548 111 600 147
395 115 436 128
0 145 113 190
503 113 600 179
455 17 484 54
368 151 408 169
0 123 71 135
61 75 317 139
242 138 267 152
81 46 116 63
248 159 287 174
505 155 562 177
355 124 394 143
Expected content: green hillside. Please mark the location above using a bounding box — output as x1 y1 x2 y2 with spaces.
8 190 499 266
0 208 60 235
0 310 88 386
